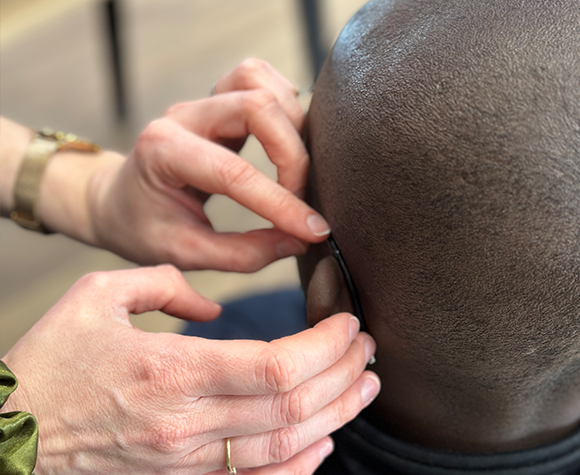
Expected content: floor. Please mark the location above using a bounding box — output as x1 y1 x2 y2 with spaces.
0 0 367 354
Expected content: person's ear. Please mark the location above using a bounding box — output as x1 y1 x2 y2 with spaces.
305 255 354 327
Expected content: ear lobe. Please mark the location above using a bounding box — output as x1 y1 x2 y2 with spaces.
306 255 354 327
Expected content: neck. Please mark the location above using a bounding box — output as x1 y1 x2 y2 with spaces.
369 328 580 453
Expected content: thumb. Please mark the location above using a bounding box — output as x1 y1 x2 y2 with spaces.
67 265 222 324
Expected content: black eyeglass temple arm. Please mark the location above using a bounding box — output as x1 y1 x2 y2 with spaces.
327 234 369 334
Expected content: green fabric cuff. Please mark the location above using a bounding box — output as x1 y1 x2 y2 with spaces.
0 361 38 475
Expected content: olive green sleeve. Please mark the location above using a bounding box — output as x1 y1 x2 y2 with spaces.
0 361 38 475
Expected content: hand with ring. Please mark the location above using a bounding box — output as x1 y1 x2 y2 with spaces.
2 265 380 474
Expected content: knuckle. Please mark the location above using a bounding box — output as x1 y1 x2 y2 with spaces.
243 88 277 114
139 119 166 144
226 245 262 273
135 119 169 159
218 158 257 191
334 390 359 425
147 420 188 454
235 58 269 84
261 345 300 393
269 426 301 464
156 263 182 282
75 271 111 293
276 386 314 426
344 349 364 384
133 352 187 397
269 189 296 213
131 355 166 392
154 237 197 270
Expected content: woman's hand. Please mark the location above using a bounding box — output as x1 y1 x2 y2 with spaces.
33 59 329 271
3 266 379 474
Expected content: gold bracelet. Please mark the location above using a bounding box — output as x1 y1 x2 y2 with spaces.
10 128 100 233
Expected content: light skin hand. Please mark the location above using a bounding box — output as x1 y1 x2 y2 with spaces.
0 60 329 271
2 266 379 475
86 82 329 271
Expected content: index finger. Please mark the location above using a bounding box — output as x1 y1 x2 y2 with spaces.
172 313 362 396
165 91 307 193
152 115 331 242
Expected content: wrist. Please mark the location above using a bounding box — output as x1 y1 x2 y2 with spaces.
2 122 108 238
38 148 125 244
85 151 127 248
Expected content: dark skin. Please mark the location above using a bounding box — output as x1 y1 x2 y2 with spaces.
298 0 580 453
299 241 580 452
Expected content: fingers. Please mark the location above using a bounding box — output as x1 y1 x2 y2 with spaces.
187 371 380 473
64 265 221 323
171 313 363 396
213 58 305 131
142 117 329 243
175 227 308 273
204 437 334 475
164 91 309 194
189 331 376 441
245 438 334 475
235 372 380 469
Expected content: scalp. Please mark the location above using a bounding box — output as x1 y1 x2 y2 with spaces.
307 0 580 395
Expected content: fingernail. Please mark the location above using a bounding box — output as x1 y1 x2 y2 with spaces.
319 439 334 462
202 295 221 310
349 316 360 341
307 214 331 237
365 338 376 363
361 375 381 405
276 238 307 259
368 355 377 365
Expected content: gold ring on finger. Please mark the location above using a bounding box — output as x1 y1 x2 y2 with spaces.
226 437 236 474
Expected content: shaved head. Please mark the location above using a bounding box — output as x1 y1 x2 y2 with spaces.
303 0 580 450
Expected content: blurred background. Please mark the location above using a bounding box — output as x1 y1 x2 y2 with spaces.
0 0 367 354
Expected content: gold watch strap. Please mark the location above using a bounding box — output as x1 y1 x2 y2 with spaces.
10 129 100 234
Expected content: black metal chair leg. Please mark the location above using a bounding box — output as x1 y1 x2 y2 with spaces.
103 0 127 120
299 0 328 80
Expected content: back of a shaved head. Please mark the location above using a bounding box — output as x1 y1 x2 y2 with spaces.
306 0 580 451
